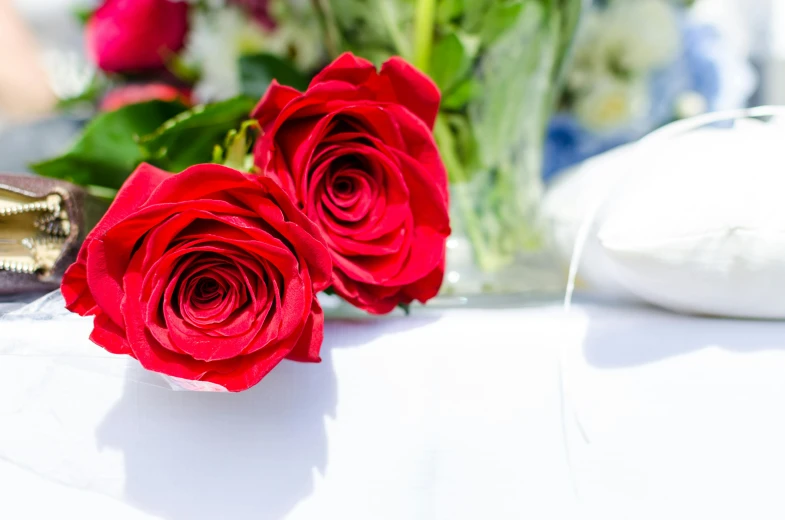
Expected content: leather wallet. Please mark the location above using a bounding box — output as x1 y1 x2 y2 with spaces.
0 174 101 295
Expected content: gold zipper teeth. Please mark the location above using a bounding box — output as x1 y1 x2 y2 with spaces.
0 202 61 218
0 193 69 276
22 237 67 248
0 259 37 274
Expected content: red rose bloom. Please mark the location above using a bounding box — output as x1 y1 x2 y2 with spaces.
86 0 189 73
100 83 193 111
252 53 450 314
61 163 331 392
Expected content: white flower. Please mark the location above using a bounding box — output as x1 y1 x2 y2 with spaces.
265 0 324 71
575 76 650 132
183 2 324 103
570 0 681 88
604 0 682 72
183 6 267 101
674 90 708 119
260 21 324 73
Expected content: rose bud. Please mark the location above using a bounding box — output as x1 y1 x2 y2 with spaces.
86 0 189 73
100 83 193 111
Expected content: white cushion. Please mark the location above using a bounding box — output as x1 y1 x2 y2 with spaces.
598 122 785 318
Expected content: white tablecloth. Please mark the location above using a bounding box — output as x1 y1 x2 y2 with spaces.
2 294 785 519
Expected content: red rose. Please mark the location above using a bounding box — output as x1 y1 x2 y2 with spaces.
252 53 450 314
86 0 189 73
61 163 331 392
100 83 193 111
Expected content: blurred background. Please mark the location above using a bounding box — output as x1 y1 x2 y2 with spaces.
0 0 785 177
0 0 780 176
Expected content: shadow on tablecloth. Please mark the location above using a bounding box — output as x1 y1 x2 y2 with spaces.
581 304 785 368
95 315 440 520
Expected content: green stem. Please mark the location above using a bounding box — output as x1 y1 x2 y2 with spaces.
311 0 341 58
86 185 118 202
412 0 437 72
380 0 410 59
222 120 259 172
434 116 499 272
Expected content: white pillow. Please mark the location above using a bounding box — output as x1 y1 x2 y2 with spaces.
598 122 785 318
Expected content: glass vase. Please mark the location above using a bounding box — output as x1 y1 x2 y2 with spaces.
437 0 585 297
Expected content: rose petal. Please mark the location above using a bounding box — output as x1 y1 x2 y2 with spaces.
90 311 132 355
308 52 376 88
285 297 324 363
251 80 303 124
61 247 97 316
379 57 441 129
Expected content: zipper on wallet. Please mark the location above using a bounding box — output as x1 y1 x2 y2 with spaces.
0 190 71 277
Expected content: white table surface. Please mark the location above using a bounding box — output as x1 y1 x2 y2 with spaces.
2 293 785 519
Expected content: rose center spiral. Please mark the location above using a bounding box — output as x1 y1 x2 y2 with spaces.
193 277 223 305
334 177 355 197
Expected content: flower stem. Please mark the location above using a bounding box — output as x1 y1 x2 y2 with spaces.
412 0 437 72
434 116 498 272
380 0 410 59
311 0 341 58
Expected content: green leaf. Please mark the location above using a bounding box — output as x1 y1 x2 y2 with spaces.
72 5 94 24
220 120 260 172
550 0 585 89
31 100 187 190
463 0 495 32
138 96 256 172
398 302 411 315
480 1 525 46
441 78 480 110
239 54 309 99
429 32 479 92
437 0 465 25
446 113 479 171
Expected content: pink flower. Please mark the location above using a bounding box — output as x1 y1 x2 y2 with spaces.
86 0 189 73
100 83 193 111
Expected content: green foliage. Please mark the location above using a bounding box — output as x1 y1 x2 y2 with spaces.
437 0 464 25
138 96 256 172
72 5 94 24
462 0 497 32
239 54 309 99
325 0 415 58
441 78 479 110
548 0 586 88
213 120 260 172
445 114 478 171
479 1 526 46
31 100 186 190
429 31 479 93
